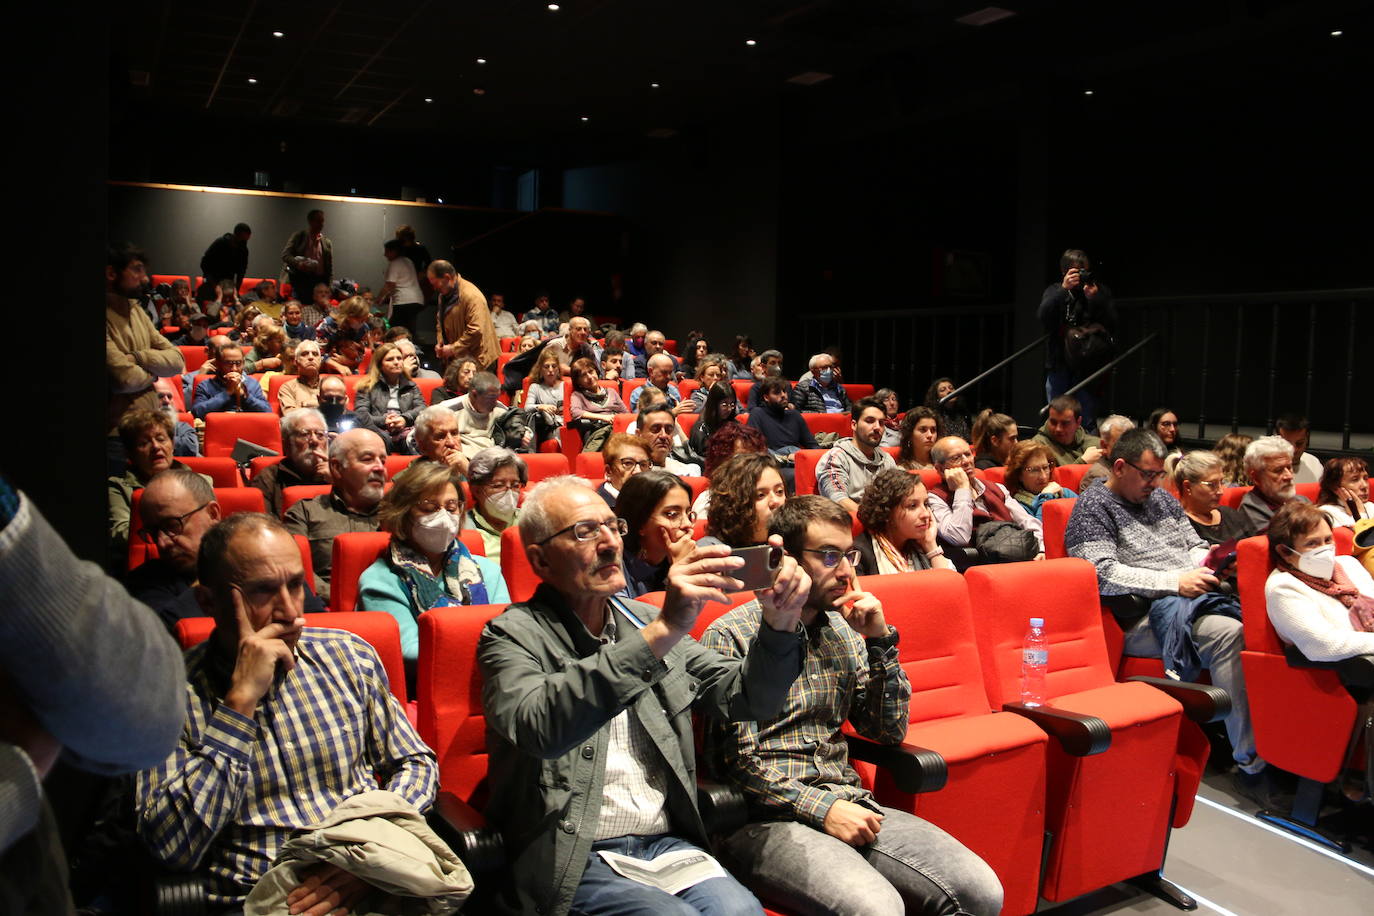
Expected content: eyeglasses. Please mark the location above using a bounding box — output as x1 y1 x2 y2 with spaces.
320 396 348 406
802 547 861 569
480 480 521 493
535 517 629 546
614 458 653 472
290 429 328 442
1022 464 1053 475
139 501 211 543
1190 479 1224 491
1121 458 1168 484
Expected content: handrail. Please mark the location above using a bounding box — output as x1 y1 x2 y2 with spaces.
1040 333 1157 415
939 334 1048 407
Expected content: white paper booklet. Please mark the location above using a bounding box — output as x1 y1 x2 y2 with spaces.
597 847 728 895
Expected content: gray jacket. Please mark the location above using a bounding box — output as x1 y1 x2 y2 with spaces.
476 585 804 916
815 438 896 504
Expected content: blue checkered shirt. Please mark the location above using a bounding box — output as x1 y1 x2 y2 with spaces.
699 602 909 829
134 627 437 905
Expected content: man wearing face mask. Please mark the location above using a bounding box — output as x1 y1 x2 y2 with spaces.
790 352 851 414
284 429 386 604
1064 429 1272 807
251 409 333 517
463 447 528 562
317 376 360 437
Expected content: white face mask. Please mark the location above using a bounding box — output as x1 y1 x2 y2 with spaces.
411 509 460 554
1288 544 1336 580
485 489 520 520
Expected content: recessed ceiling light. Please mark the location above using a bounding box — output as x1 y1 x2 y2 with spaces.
547 3 559 10
424 97 433 103
436 198 444 204
476 57 487 64
1330 30 1343 37
745 39 757 46
247 77 258 84
272 31 284 38
473 88 486 95
1084 90 1094 96
650 82 660 88
580 116 589 122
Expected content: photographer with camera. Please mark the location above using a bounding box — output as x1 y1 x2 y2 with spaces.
1038 248 1117 430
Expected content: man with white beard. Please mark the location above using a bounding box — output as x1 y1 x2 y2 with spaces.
153 377 199 456
250 409 332 517
1239 435 1311 532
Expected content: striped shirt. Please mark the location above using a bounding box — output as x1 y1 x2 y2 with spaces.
700 601 908 829
135 628 437 906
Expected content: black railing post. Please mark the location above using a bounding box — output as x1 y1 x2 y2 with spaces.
1197 305 1211 441
1041 333 1158 415
1344 300 1356 450
1231 303 1245 434
1266 302 1280 434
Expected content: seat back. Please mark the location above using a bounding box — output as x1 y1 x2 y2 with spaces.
413 377 445 404
965 558 1115 708
1053 463 1092 492
980 466 1007 487
176 456 243 488
575 452 605 481
1041 497 1077 560
282 485 332 516
677 413 700 437
611 413 637 433
730 379 755 404
178 345 209 372
793 449 828 495
266 374 297 413
1220 485 1252 509
247 455 284 480
203 412 284 459
386 454 419 480
499 526 541 602
678 379 700 403
521 452 570 485
417 604 508 805
802 412 853 438
841 383 875 401
1295 482 1320 502
331 532 394 611
128 487 271 570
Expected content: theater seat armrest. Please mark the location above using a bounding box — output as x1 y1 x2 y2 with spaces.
1101 594 1151 626
697 777 749 836
1282 647 1374 688
1003 703 1111 756
845 734 948 794
429 790 505 872
153 873 206 916
1127 675 1232 723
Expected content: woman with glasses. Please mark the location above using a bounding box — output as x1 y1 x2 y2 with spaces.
700 453 787 549
1147 407 1182 457
854 467 956 574
465 447 528 562
688 382 739 457
614 470 696 598
569 357 627 451
1173 450 1254 545
358 462 509 670
1006 441 1077 520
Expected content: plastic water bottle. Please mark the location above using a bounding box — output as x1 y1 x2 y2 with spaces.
1020 617 1048 707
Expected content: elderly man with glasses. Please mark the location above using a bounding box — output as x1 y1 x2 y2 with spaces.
477 475 810 916
1064 428 1275 807
249 408 332 517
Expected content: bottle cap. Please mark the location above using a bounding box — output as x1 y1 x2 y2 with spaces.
1030 617 1044 628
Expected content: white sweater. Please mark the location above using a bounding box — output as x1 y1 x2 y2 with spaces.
1265 555 1374 661
1317 501 1374 529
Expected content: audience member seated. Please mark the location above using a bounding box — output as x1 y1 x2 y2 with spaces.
1316 457 1373 528
1063 429 1272 805
790 352 851 414
727 335 755 379
597 432 652 508
689 355 729 412
1275 413 1324 484
689 382 740 457
520 292 560 334
301 283 332 327
1240 435 1311 532
629 353 689 413
1173 449 1256 546
747 377 817 461
276 339 324 413
1215 431 1254 487
353 342 424 453
700 496 1002 916
436 370 532 456
127 468 326 633
359 462 508 663
317 376 360 436
153 378 199 456
569 357 628 451
927 436 1044 561
969 409 1018 469
640 404 703 476
281 300 316 341
431 356 479 405
1147 406 1182 458
601 347 627 381
134 512 436 910
171 309 212 347
524 350 565 445
284 428 386 603
615 470 697 598
700 453 787 548
476 476 807 916
411 404 469 476
488 291 519 339
924 377 972 442
642 329 681 374
1079 414 1135 491
681 334 710 379
463 446 527 561
544 316 603 371
391 334 441 380
190 342 270 419
896 406 940 471
1031 394 1103 466
854 467 956 575
316 296 371 374
251 409 331 517
873 388 902 447
108 409 208 565
744 349 785 409
815 397 896 514
243 324 286 374
1007 440 1078 520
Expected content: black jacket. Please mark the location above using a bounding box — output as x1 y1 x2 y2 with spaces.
1037 282 1117 372
354 378 426 440
199 233 249 290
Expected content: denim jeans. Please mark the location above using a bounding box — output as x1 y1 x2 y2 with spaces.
719 807 1003 916
1122 611 1261 774
570 834 763 916
1045 368 1101 432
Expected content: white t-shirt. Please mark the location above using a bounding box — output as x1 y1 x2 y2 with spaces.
384 256 423 306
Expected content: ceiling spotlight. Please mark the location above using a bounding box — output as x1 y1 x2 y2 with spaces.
745 39 757 46
272 31 283 38
548 3 559 10
650 82 660 88
1330 29 1343 37
247 77 258 84
436 198 444 204
580 116 589 122
476 57 487 64
424 97 433 103
473 87 486 95
1084 89 1094 96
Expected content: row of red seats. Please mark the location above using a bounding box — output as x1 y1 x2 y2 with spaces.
152 274 283 299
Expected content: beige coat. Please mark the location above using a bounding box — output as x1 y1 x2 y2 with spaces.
436 274 498 370
106 292 184 434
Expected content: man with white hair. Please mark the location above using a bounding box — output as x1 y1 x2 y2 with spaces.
545 315 603 370
642 330 681 375
1079 414 1136 491
411 405 469 475
153 378 199 456
926 435 1044 558
1239 435 1310 531
790 352 851 414
626 322 650 359
251 408 332 517
391 333 441 379
629 353 689 414
435 371 532 456
283 428 386 602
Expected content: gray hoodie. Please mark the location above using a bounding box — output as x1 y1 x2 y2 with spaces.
815 438 896 503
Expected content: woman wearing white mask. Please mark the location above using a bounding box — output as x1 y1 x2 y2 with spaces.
464 446 528 562
358 462 509 670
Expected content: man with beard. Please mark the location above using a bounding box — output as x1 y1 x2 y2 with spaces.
410 406 469 476
747 378 818 461
815 398 896 514
700 496 1002 916
127 469 324 631
1031 395 1103 467
251 409 332 517
639 404 701 476
284 429 386 604
153 378 199 457
1239 435 1311 532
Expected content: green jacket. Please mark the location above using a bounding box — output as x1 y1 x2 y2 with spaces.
476 584 804 915
1031 422 1101 465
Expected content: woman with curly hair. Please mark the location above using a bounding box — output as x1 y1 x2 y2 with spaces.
699 453 786 548
693 423 770 519
1213 432 1253 487
855 468 955 574
896 407 941 471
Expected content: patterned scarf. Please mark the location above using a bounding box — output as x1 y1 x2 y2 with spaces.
873 533 915 574
1279 556 1374 633
387 538 490 619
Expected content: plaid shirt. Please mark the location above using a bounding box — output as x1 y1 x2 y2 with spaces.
700 602 909 829
134 628 437 906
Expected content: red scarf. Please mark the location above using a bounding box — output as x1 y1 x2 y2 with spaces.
1279 557 1374 633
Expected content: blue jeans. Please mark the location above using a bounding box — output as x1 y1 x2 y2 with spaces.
1045 367 1101 432
719 806 1003 916
570 834 763 916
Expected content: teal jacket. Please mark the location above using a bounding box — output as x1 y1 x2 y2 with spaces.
357 553 509 661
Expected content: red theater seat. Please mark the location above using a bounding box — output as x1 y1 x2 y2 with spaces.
281 485 332 516
792 449 828 496
499 526 541 603
203 412 283 459
332 529 489 614
1041 497 1075 560
521 452 570 484
575 452 604 481
178 346 209 373
176 456 243 488
247 456 283 480
841 383 875 402
413 377 445 404
979 465 1007 487
128 486 268 570
386 454 419 480
1053 463 1092 492
802 412 852 439
265 374 297 413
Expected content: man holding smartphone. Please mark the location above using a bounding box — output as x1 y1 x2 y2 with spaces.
700 496 1002 916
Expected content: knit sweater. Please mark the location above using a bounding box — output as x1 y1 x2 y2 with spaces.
1064 483 1207 598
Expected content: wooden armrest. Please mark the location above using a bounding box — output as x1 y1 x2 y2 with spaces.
1003 703 1111 756
1282 647 1374 688
845 734 948 794
429 791 505 872
697 777 749 836
1127 675 1232 723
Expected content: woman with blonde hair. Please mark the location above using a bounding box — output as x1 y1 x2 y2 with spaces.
354 341 424 451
